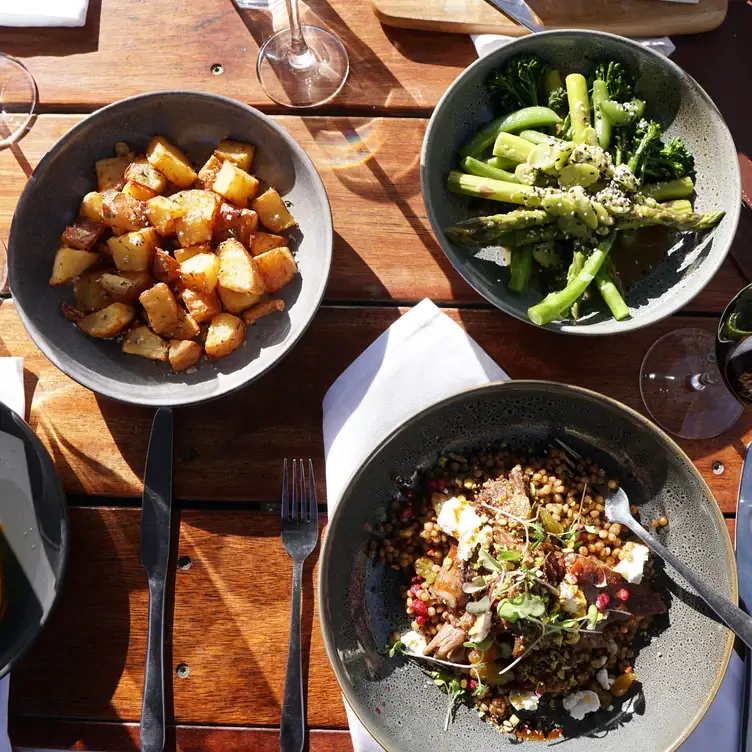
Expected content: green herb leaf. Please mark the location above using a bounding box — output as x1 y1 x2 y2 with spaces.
530 521 546 549
586 604 605 631
466 596 491 615
386 640 405 658
497 592 547 623
495 549 523 561
478 548 502 573
473 679 488 696
463 634 493 652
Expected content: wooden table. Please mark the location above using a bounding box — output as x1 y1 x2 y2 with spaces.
2 1 752 749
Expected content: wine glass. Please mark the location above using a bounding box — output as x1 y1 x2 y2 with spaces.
253 0 349 108
0 53 37 148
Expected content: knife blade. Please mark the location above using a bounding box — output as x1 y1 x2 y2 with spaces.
482 0 544 33
140 407 173 752
736 441 752 751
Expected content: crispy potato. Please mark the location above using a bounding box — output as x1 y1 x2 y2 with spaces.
214 139 255 171
139 283 180 335
197 154 223 187
95 156 131 191
250 231 286 257
164 308 201 340
103 191 149 235
179 252 221 293
80 192 107 223
252 188 296 232
254 247 297 293
123 181 156 202
172 190 222 247
145 195 186 237
114 141 132 158
216 284 260 315
122 325 169 361
181 288 222 324
125 157 167 194
49 246 99 285
100 271 153 303
217 239 265 295
77 303 135 337
146 136 197 188
205 312 245 359
61 216 106 252
152 249 180 284
168 339 203 372
174 244 211 264
108 227 159 272
242 298 285 326
74 270 112 312
214 203 258 246
211 161 259 207
62 303 85 321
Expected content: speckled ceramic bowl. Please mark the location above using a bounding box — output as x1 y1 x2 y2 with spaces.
421 31 741 335
319 381 736 751
9 91 332 407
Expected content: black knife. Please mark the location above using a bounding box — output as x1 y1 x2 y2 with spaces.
140 407 173 752
737 442 752 752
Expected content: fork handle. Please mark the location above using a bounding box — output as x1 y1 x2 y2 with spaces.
625 520 752 649
281 558 305 752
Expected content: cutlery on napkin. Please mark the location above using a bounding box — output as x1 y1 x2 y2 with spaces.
321 300 744 751
0 0 90 27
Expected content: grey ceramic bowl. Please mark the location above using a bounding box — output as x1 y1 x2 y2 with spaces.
319 381 735 751
421 31 741 335
9 91 332 407
0 403 67 679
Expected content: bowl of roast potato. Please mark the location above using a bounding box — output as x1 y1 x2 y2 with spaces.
9 91 332 406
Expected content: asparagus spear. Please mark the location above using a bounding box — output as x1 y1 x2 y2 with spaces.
565 73 591 145
493 132 535 164
595 267 630 321
528 234 616 326
568 250 585 320
444 210 552 245
445 224 561 248
446 171 541 206
460 156 519 184
621 205 725 231
509 246 533 293
642 176 695 201
591 79 612 150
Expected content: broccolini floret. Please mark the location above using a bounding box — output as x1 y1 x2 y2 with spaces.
487 54 548 112
590 61 635 102
644 137 695 181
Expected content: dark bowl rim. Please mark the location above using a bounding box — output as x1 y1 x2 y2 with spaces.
8 90 333 408
0 402 68 680
419 29 742 337
318 379 736 752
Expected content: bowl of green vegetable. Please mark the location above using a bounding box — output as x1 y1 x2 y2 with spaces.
421 31 740 334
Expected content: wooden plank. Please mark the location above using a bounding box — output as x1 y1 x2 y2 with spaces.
372 0 727 37
0 300 749 511
0 0 473 114
1 115 748 308
10 508 347 728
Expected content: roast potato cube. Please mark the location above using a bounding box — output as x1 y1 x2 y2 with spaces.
146 136 197 188
197 154 223 187
174 244 211 264
172 190 221 246
125 157 167 194
61 216 106 252
252 188 296 232
214 139 255 171
181 288 222 324
80 192 107 223
174 215 213 247
107 227 158 272
214 203 259 246
139 283 180 335
152 249 180 284
254 247 297 293
211 161 259 207
217 239 265 295
100 271 153 304
168 339 203 372
95 156 131 191
49 246 99 286
103 192 149 235
77 303 135 338
250 231 286 256
205 312 245 359
242 298 285 326
62 303 85 321
179 252 221 293
74 270 112 312
145 196 186 237
164 309 201 340
216 285 259 315
122 325 169 361
122 182 156 202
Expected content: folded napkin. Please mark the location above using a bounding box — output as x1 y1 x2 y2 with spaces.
0 0 89 27
321 301 744 751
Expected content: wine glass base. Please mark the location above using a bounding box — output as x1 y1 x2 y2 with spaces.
257 25 349 108
640 328 743 440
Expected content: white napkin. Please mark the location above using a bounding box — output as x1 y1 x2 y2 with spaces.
0 0 89 27
0 357 24 752
321 300 745 750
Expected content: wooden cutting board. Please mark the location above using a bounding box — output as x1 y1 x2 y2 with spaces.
372 0 728 37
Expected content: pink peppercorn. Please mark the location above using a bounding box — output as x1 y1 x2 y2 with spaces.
615 588 630 602
412 600 428 617
596 593 610 611
399 506 414 522
415 615 427 626
469 680 477 690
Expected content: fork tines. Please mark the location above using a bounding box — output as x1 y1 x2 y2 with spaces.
281 458 318 523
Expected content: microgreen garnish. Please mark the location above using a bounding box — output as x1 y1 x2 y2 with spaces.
497 592 547 623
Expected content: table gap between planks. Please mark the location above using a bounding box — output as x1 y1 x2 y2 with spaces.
2 0 752 749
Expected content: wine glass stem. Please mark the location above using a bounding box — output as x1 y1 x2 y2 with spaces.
689 371 720 391
285 0 309 59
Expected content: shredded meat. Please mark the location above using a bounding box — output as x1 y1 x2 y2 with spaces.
425 622 467 660
431 545 468 610
475 465 531 520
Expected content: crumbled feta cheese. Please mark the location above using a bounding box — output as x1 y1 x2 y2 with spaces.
562 690 601 720
436 496 483 560
559 581 587 617
596 669 611 690
468 612 491 643
591 655 608 669
614 543 650 584
401 630 427 655
509 690 540 712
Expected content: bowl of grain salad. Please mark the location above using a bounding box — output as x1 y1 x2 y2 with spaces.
318 381 736 752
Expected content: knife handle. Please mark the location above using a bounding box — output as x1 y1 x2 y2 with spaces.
141 576 166 752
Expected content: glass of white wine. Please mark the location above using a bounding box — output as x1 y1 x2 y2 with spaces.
0 53 37 148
